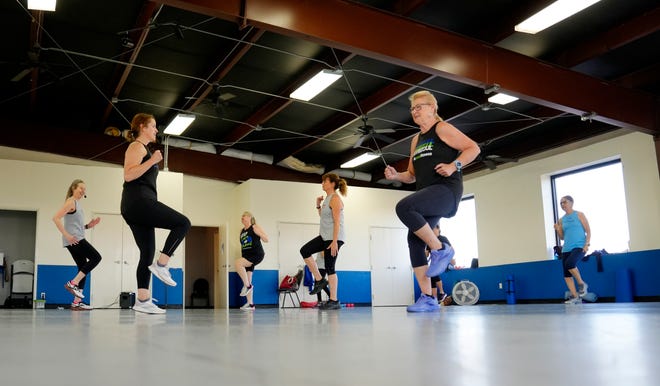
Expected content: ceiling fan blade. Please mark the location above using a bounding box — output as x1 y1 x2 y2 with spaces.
483 159 497 170
11 68 31 82
372 133 395 143
353 134 370 148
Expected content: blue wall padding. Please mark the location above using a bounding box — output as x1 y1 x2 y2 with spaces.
441 249 660 301
36 265 91 304
151 268 183 306
229 270 373 307
615 268 633 302
36 265 184 306
228 270 279 307
336 271 372 303
35 249 660 307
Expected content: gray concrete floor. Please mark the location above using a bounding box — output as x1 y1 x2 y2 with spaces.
0 303 658 386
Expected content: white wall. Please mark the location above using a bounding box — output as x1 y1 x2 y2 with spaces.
1 130 658 276
0 159 185 268
232 179 410 272
463 131 660 266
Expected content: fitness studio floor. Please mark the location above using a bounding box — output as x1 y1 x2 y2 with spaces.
1 303 657 386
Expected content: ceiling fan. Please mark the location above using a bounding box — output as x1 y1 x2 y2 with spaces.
352 116 395 148
9 45 63 82
186 88 249 117
480 153 519 170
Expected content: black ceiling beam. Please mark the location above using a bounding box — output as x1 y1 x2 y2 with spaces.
161 0 658 135
100 1 160 127
553 5 660 68
181 27 265 114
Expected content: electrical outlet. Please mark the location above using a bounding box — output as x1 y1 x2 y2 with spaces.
40 292 46 300
498 283 502 289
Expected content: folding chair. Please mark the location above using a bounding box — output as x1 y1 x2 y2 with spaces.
278 286 300 308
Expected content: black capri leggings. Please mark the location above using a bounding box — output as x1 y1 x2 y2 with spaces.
300 235 344 275
65 238 102 291
121 198 191 289
243 254 264 272
561 248 585 277
395 184 458 268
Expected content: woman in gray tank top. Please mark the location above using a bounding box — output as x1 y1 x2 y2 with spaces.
52 179 102 310
299 172 347 310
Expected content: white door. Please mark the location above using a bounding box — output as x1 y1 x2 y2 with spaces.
277 222 319 303
90 213 138 308
370 226 413 306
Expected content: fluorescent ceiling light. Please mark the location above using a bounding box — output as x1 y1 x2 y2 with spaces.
164 113 195 135
28 0 57 11
487 93 519 105
290 69 343 101
341 153 379 168
514 0 602 34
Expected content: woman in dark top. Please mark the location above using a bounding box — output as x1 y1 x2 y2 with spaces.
384 90 479 312
236 211 269 311
121 113 191 314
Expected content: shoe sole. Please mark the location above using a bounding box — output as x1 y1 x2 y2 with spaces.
406 306 439 312
240 287 253 297
426 254 452 277
134 307 166 314
148 265 177 286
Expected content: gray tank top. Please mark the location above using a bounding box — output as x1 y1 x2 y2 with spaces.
319 193 345 242
63 200 85 247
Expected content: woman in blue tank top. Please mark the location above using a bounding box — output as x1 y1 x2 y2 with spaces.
554 195 591 304
384 90 480 312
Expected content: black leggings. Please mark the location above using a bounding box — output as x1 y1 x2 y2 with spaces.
300 236 344 275
122 198 191 289
65 239 102 290
243 253 264 272
561 248 584 277
395 184 458 268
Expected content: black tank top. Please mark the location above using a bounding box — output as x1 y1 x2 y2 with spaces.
121 143 158 212
413 123 463 214
240 225 265 258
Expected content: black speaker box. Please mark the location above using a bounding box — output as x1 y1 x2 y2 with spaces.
120 292 135 309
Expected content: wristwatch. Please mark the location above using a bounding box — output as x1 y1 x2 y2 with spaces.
454 160 462 172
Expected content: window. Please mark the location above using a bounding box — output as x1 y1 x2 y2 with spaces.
552 159 630 253
441 196 478 268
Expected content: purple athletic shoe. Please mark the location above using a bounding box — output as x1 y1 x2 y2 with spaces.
406 294 439 312
426 243 455 277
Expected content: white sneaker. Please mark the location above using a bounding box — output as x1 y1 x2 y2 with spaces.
578 282 589 297
240 303 255 311
64 281 84 298
133 298 166 314
564 296 582 304
240 285 253 297
71 302 93 311
149 263 177 286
